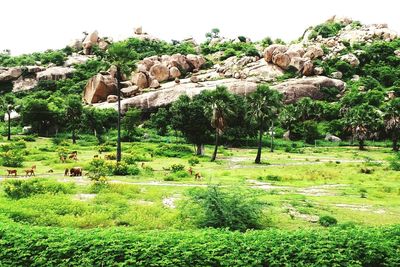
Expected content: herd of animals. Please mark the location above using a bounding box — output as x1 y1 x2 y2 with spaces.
3 150 203 180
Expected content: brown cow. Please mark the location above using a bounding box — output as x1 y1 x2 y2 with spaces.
69 167 83 177
60 155 66 163
188 167 193 176
25 168 35 177
6 169 17 177
194 172 202 180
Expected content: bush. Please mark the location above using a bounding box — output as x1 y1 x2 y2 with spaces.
389 153 400 171
0 223 398 266
319 215 338 227
3 179 73 199
0 150 24 167
170 164 185 173
155 144 193 158
184 185 263 231
188 157 200 166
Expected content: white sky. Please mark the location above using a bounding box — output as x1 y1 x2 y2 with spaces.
1 0 399 55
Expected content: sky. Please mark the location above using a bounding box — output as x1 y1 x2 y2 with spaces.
1 0 399 55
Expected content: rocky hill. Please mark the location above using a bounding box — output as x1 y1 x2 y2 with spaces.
1 16 399 117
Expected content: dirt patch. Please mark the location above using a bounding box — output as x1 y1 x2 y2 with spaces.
334 203 385 214
297 184 348 196
74 193 96 201
284 204 319 223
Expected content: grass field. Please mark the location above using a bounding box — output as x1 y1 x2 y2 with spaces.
0 135 399 230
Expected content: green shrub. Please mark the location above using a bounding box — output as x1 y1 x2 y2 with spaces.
318 215 338 227
188 157 200 166
184 185 263 231
3 179 74 199
389 153 400 171
170 164 185 173
257 175 282 182
155 144 193 157
128 165 140 176
0 223 398 266
0 150 24 167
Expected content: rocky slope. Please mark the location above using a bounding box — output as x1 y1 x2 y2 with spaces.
1 17 398 114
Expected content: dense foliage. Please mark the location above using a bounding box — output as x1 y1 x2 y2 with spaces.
0 223 398 266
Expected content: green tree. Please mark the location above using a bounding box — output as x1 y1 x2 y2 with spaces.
0 98 14 141
207 86 235 161
65 95 83 144
247 85 282 163
149 107 170 136
21 99 55 136
122 108 141 141
383 98 400 151
82 107 118 143
170 95 212 155
343 104 382 150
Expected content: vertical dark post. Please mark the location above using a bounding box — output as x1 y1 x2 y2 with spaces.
270 120 274 153
116 67 122 162
7 111 11 141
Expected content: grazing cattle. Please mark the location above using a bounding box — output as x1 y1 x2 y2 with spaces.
64 168 69 176
6 169 17 177
60 155 66 163
188 167 193 176
194 172 202 180
25 168 35 177
47 169 54 173
68 151 78 161
69 167 83 177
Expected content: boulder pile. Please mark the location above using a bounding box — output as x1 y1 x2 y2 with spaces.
130 54 206 89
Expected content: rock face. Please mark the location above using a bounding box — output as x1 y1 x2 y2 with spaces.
36 67 75 81
12 78 37 92
0 67 22 82
94 75 344 112
263 44 323 76
273 76 345 104
64 54 93 67
83 73 117 104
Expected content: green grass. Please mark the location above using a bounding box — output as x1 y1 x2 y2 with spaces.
0 136 399 230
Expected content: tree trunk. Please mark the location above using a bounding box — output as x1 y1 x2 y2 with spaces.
116 67 122 163
7 111 11 141
270 121 274 153
255 122 263 164
72 129 76 144
211 129 219 162
393 136 399 152
359 139 365 150
196 144 204 156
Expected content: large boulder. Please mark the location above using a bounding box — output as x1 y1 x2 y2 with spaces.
149 64 170 82
325 133 342 142
36 67 75 81
186 54 205 70
272 76 345 103
264 44 288 62
272 52 291 69
0 67 22 82
303 46 324 60
83 73 117 104
131 72 149 89
121 86 139 97
82 31 99 55
169 66 181 79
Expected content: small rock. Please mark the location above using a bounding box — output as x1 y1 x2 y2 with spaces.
150 79 160 88
107 95 118 103
175 78 181 84
331 71 343 79
190 76 199 83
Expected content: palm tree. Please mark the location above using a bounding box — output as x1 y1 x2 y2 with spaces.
343 104 382 150
208 86 235 162
383 98 400 151
248 85 282 164
106 43 133 162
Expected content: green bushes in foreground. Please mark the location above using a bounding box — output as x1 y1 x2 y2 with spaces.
0 223 398 266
